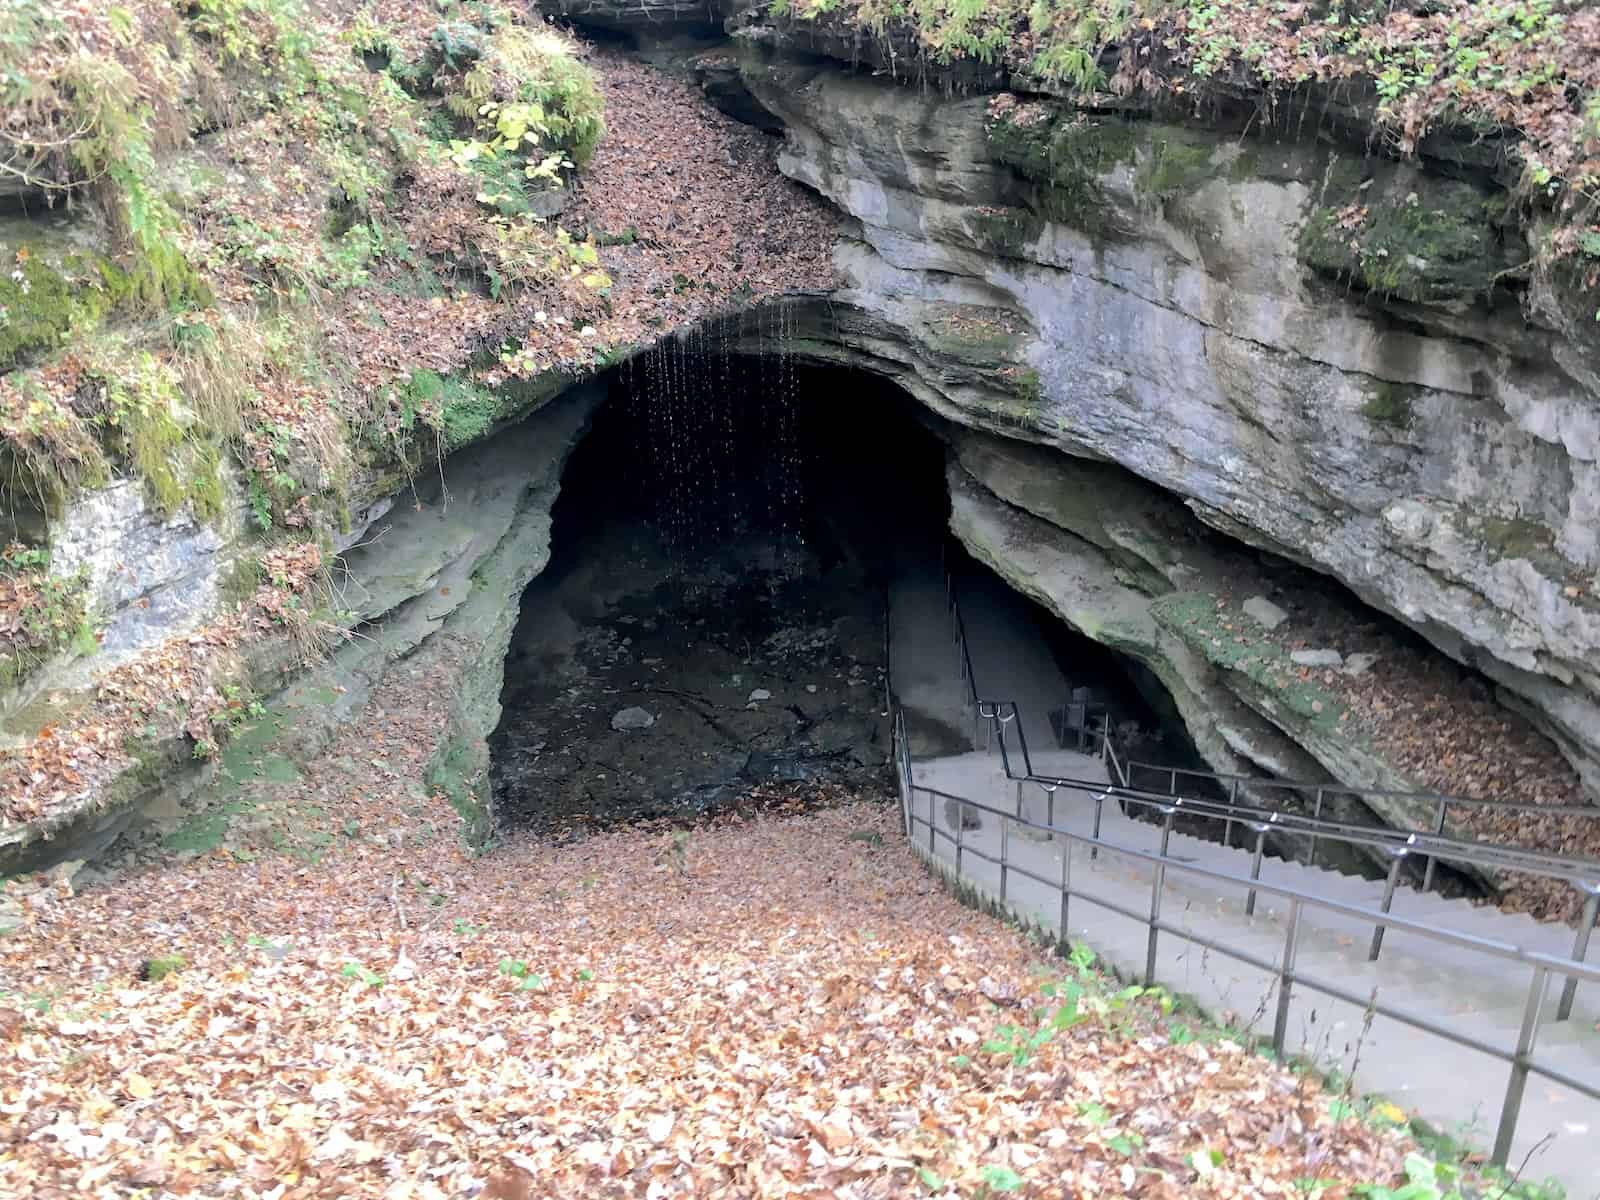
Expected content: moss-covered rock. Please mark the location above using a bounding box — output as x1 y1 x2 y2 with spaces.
969 206 1045 257
1135 131 1217 200
923 305 1031 364
1298 180 1510 304
83 349 228 523
426 736 493 848
1360 381 1417 429
0 250 117 372
1152 591 1350 737
984 99 1137 233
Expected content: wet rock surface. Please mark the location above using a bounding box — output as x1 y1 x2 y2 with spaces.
491 526 889 838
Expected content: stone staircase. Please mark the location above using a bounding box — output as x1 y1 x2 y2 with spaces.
892 569 1600 1195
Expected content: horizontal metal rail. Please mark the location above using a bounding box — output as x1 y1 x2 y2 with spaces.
1008 745 1600 885
1126 757 1600 822
892 723 1600 1169
941 565 1600 1015
950 581 1600 882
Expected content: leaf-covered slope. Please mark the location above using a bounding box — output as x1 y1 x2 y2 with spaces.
0 632 1450 1197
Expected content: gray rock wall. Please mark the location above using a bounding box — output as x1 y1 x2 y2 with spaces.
736 57 1600 798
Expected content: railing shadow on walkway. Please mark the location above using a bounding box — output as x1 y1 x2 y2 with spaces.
885 561 1600 1169
940 564 1600 1013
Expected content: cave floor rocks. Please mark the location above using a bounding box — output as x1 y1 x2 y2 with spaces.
0 628 1438 1199
491 521 890 838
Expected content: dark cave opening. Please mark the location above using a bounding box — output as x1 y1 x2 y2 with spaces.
486 343 1188 838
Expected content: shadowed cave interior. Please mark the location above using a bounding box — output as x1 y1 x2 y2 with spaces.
486 348 1187 837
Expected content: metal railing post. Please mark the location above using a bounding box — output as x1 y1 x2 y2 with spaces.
955 802 964 876
1492 966 1549 1167
1225 777 1239 849
1307 788 1325 866
1423 798 1447 893
1146 805 1176 985
1557 883 1600 1021
927 789 936 857
1058 840 1071 941
1246 822 1269 917
1272 898 1302 1057
999 809 1011 906
1369 842 1410 961
1091 790 1106 861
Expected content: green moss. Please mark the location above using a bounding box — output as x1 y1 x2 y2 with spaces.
218 558 263 608
987 104 1137 232
1298 182 1506 304
926 306 1030 363
426 736 493 848
1361 382 1416 428
188 443 228 525
1009 367 1043 405
164 799 254 854
1136 133 1216 199
89 350 227 522
0 250 124 371
1476 516 1553 562
970 207 1045 257
1463 515 1593 601
1152 592 1348 735
399 368 508 451
141 954 187 982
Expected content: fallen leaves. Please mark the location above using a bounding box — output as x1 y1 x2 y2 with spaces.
0 540 324 828
0 623 1424 1199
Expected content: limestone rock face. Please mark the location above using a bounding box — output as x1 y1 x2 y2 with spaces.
1 477 249 756
0 387 599 872
50 478 246 667
734 57 1600 796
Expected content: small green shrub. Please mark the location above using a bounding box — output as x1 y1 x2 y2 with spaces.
0 542 96 688
140 954 187 982
440 24 605 171
1361 382 1415 429
339 961 384 988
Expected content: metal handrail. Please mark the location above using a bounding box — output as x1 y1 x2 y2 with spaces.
947 573 1600 885
941 564 1600 1013
891 715 1600 1171
1125 757 1600 822
1011 746 1600 885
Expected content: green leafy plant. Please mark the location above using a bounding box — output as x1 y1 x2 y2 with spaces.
0 542 96 688
497 957 543 990
978 1165 1024 1193
339 961 384 988
140 954 187 982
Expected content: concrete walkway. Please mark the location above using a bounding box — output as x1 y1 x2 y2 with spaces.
887 547 970 756
897 572 1600 1194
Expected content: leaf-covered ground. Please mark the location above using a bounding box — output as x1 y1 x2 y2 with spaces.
1 641 1440 1199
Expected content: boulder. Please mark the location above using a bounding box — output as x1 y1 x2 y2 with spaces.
1290 649 1345 668
1243 597 1290 632
611 706 657 732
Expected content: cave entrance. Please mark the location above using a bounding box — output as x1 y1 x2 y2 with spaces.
489 345 949 837
487 335 1201 839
